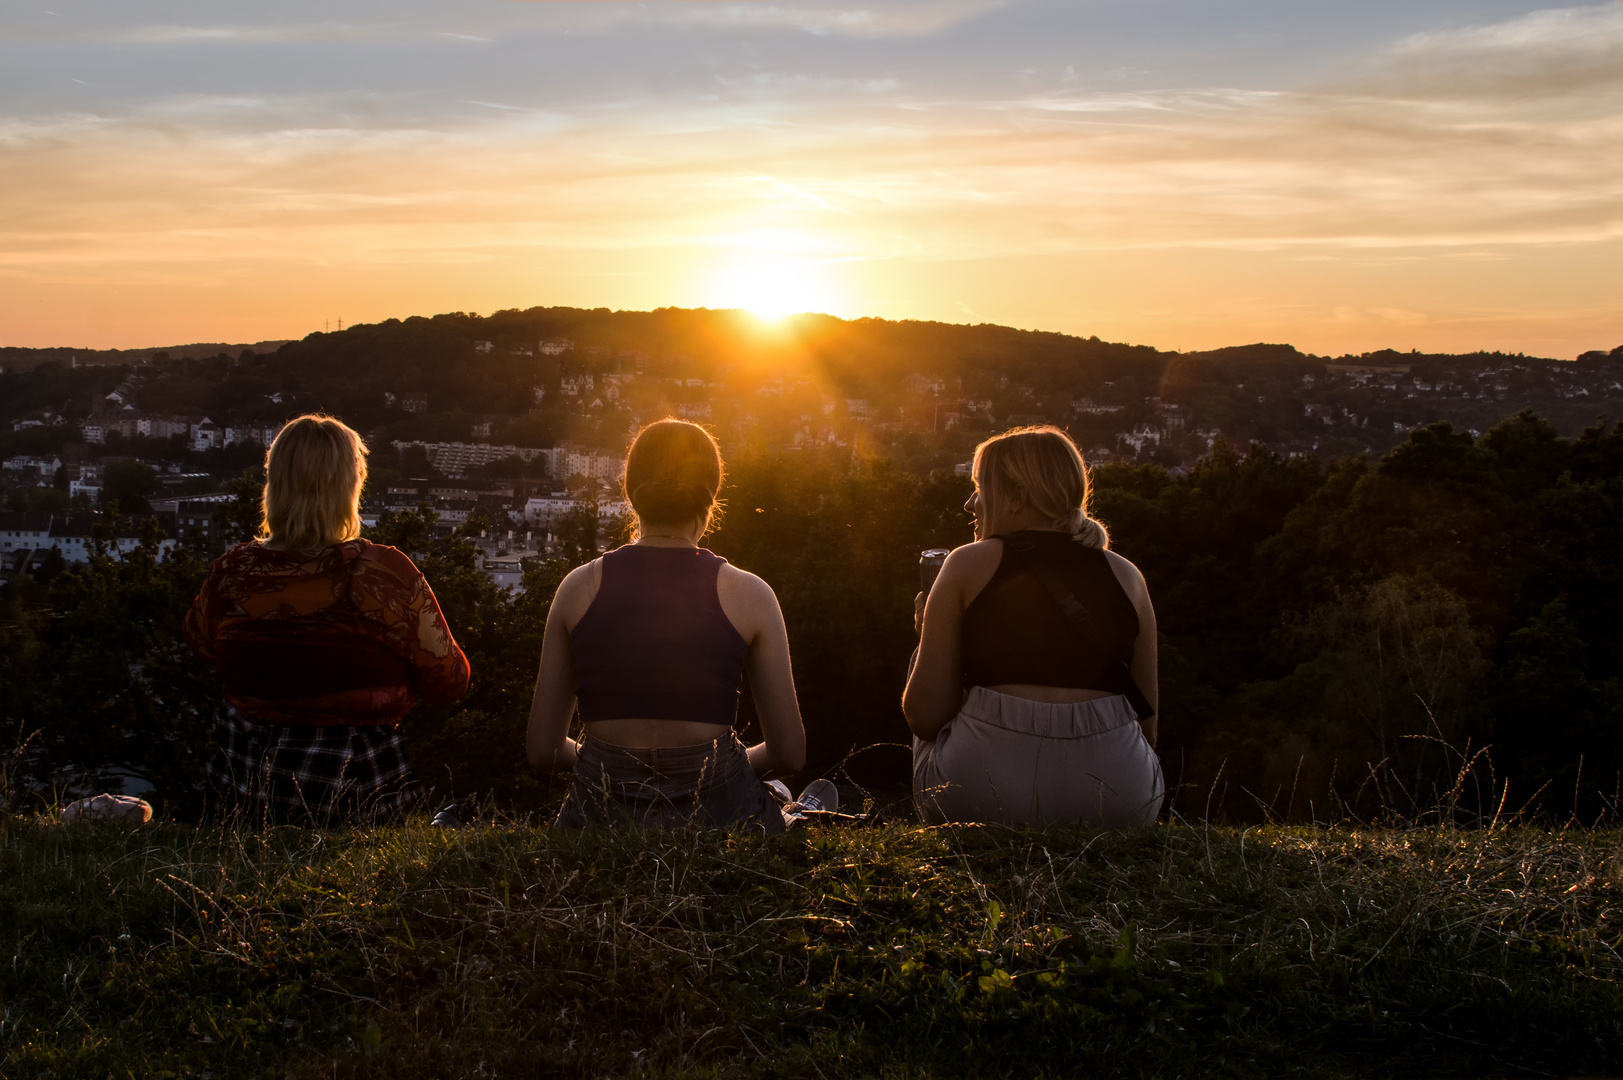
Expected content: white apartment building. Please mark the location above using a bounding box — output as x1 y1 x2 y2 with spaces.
0 512 54 553
0 512 176 563
225 422 281 448
3 455 62 482
49 517 177 563
524 495 578 529
559 446 622 482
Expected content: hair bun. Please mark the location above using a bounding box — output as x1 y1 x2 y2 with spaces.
631 477 711 523
622 418 726 535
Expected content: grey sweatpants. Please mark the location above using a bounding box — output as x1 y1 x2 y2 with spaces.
913 687 1164 827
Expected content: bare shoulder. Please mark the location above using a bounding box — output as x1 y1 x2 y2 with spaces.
715 561 782 643
1103 549 1150 601
942 538 1002 576
940 538 1002 593
552 558 603 628
716 562 779 609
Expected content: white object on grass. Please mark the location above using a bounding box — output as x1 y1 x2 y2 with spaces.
62 793 153 824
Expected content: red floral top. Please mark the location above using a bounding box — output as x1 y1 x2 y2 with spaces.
184 539 470 727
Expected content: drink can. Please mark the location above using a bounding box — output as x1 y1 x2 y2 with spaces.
919 548 951 594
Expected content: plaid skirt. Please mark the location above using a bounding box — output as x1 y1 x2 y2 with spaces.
205 703 423 825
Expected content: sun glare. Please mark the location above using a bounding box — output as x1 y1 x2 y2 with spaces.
704 233 844 321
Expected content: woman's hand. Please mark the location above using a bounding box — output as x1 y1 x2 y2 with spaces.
913 591 926 636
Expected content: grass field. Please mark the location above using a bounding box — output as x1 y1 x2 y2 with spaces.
2 813 1619 1079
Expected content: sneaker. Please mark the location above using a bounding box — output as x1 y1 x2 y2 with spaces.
430 803 463 828
792 779 839 815
764 779 793 805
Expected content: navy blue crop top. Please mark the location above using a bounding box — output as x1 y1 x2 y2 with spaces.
570 545 749 725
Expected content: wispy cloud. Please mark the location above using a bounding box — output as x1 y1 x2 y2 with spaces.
510 0 1012 39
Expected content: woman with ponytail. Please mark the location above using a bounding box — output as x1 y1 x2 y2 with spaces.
526 419 822 830
903 425 1162 826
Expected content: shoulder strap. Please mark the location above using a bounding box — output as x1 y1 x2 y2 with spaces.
1001 535 1156 721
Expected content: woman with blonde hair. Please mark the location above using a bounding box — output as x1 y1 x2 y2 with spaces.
184 414 469 823
903 425 1162 826
526 418 829 830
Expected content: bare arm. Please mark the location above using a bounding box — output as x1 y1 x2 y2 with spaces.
1107 551 1159 748
524 563 595 772
902 543 998 741
718 566 806 775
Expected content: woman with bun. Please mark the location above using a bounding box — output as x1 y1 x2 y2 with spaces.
526 418 823 830
903 425 1162 827
184 414 469 824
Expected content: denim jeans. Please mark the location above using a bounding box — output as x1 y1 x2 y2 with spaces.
556 733 786 833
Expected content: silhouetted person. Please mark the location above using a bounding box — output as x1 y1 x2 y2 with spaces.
185 414 469 824
527 418 828 829
904 425 1162 826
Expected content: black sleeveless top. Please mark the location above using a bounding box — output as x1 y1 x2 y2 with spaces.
961 530 1140 693
570 546 749 725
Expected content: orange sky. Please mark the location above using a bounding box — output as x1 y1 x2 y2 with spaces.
1 1 1618 357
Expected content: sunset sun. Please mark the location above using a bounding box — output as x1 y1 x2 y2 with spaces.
705 233 844 321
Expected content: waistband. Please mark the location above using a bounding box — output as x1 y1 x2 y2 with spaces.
576 732 748 771
957 686 1141 739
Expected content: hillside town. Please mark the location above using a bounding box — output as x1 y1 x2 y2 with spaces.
3 312 1620 591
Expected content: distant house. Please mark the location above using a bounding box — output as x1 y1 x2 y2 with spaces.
391 440 551 479
474 341 494 354
560 446 623 483
524 494 578 529
471 417 494 439
0 512 55 554
192 418 224 451
225 422 281 448
539 339 574 356
481 554 526 590
174 496 235 547
1117 424 1162 455
402 393 429 414
3 455 62 483
903 374 946 395
142 415 194 440
46 514 177 564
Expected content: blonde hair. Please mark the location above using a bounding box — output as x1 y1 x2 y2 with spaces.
261 414 368 549
622 418 724 540
971 425 1109 549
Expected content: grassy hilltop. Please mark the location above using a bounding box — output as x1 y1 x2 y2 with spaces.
3 815 1620 1079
